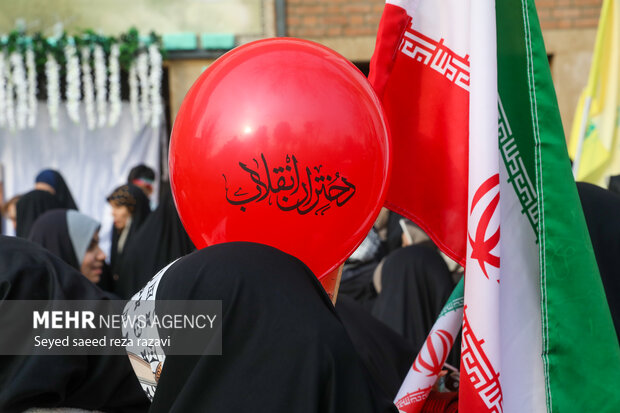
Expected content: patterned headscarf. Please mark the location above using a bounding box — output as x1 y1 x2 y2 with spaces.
107 184 138 213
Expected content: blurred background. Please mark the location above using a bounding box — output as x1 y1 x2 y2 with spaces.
0 0 606 235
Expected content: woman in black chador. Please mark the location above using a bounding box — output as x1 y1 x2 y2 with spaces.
124 242 397 413
105 184 151 290
28 209 105 285
371 244 458 366
35 169 79 210
116 185 194 299
0 236 149 413
15 189 61 238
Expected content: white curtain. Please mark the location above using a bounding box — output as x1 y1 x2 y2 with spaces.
0 101 164 256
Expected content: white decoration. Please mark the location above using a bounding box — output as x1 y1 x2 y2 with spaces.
81 46 96 130
93 44 107 127
11 52 28 130
108 43 121 127
0 52 7 128
64 42 81 123
5 57 15 131
136 52 150 126
45 52 60 130
129 62 140 131
148 44 162 129
26 48 37 128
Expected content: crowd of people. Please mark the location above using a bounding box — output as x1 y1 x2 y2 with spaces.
1 166 194 299
0 166 617 413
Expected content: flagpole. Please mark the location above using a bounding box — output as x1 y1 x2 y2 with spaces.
572 95 592 179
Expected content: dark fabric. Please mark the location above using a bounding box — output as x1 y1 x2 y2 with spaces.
335 295 415 401
371 245 457 365
385 211 405 254
576 182 620 341
36 169 78 210
149 242 397 413
0 236 149 413
15 190 62 238
339 261 379 312
116 187 195 299
28 209 80 269
607 175 620 196
108 184 152 283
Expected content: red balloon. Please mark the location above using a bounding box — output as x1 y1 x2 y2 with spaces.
169 38 390 295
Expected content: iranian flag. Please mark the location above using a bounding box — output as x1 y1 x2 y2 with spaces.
369 0 620 412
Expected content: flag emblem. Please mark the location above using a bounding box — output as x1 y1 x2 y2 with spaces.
412 329 454 377
468 174 500 280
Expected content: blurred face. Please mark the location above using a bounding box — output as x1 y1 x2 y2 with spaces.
80 231 106 283
110 203 131 230
135 182 153 198
7 202 17 230
35 182 56 194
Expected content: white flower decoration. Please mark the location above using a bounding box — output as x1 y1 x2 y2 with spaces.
93 44 107 127
64 42 81 123
26 48 37 128
44 52 60 131
148 44 162 129
11 52 28 130
81 46 96 130
108 43 121 127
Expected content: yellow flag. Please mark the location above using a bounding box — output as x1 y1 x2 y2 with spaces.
569 0 620 186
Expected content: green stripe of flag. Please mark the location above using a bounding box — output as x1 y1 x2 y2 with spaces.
439 277 464 318
497 0 620 411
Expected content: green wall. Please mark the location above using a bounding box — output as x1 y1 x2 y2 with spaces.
0 0 264 36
